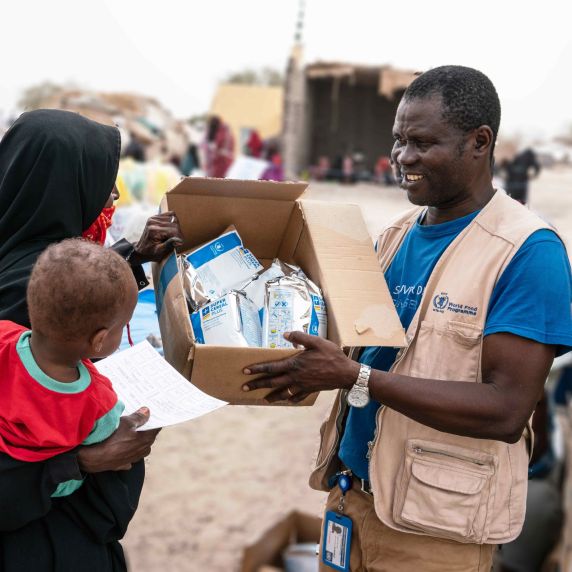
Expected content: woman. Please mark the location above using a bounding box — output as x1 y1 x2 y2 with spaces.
203 115 234 178
0 109 182 571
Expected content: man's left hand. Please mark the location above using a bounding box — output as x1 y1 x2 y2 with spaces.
132 211 184 264
242 332 359 403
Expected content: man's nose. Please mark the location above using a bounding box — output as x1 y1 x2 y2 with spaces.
398 143 418 165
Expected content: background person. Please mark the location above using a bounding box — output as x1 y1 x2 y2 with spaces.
500 148 541 205
203 115 234 178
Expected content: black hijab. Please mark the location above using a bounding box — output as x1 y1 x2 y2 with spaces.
0 109 121 327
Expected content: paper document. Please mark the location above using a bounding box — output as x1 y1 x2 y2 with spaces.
97 341 227 430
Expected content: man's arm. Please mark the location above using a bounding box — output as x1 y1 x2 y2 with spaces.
242 331 554 443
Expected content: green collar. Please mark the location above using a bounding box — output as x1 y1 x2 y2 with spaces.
16 331 91 394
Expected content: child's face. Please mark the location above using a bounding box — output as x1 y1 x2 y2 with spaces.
91 279 139 359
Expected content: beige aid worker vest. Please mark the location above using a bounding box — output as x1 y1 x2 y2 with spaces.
309 190 556 545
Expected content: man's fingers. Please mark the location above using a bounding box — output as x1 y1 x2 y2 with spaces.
291 391 310 404
243 357 296 377
285 330 321 349
242 374 291 392
264 385 297 403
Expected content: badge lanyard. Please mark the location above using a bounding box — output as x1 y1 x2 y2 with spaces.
322 471 353 571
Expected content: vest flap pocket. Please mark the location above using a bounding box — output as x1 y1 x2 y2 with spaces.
393 440 497 542
411 461 486 495
447 320 483 341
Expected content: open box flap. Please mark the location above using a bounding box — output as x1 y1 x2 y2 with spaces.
297 199 406 348
167 176 308 201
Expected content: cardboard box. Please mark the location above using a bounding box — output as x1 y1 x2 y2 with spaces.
241 511 322 572
153 177 405 405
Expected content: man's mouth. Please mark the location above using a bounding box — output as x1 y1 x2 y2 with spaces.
403 173 424 183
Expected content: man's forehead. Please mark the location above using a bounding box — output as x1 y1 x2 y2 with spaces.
393 95 448 133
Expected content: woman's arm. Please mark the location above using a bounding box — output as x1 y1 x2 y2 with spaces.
0 409 158 531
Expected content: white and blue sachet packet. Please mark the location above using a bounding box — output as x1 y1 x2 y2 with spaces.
262 275 327 349
241 259 307 322
190 291 262 347
183 227 263 308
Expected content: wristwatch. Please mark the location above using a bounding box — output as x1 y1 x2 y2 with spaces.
347 364 371 408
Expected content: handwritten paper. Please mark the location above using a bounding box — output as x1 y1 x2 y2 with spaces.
97 341 227 431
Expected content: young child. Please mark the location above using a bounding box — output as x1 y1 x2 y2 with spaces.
0 238 138 497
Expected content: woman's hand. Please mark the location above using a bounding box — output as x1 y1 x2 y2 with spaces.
131 211 184 264
242 332 360 403
78 408 160 473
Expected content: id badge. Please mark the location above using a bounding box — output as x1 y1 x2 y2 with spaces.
322 510 352 571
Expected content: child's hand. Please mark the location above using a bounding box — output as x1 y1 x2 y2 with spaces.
78 407 160 473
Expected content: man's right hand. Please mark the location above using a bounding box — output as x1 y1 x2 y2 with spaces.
77 407 159 473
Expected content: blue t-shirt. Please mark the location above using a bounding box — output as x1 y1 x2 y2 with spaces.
338 211 572 480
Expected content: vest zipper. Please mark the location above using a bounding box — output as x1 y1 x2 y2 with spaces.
314 391 347 472
411 445 486 467
367 338 411 485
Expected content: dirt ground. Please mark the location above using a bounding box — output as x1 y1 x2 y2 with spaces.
123 168 572 572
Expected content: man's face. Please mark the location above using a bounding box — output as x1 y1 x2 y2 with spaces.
391 95 474 208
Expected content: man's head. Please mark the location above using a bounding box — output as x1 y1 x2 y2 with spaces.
27 239 138 359
391 65 500 208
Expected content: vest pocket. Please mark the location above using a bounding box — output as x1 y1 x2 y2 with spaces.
410 321 482 382
393 439 496 543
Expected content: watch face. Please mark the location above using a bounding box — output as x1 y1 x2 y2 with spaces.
348 388 369 408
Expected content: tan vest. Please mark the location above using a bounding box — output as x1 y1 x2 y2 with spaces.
309 190 553 545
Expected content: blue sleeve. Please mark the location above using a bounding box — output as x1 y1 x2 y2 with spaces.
485 229 572 356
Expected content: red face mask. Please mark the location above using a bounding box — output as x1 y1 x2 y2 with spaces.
82 206 115 245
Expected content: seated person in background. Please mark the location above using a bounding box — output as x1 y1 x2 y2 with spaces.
0 239 139 499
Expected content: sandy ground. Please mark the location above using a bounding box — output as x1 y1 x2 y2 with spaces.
123 168 572 572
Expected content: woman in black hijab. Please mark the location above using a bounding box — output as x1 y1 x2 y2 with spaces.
0 110 181 571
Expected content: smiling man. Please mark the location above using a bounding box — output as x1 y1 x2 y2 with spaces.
243 66 572 571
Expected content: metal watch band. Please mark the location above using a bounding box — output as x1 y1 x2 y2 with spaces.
355 363 371 389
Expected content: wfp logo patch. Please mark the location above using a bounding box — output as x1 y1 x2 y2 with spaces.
432 291 478 317
433 293 449 312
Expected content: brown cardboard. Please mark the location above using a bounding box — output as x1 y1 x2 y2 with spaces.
241 511 322 572
153 177 406 406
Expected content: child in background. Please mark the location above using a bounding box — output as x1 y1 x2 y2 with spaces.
0 239 138 497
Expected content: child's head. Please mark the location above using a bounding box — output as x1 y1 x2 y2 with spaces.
27 238 138 359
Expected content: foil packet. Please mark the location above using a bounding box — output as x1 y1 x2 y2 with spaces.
241 259 306 318
182 227 263 310
262 275 327 349
190 291 262 347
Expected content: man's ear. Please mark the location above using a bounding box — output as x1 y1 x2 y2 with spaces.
473 126 494 158
90 328 109 355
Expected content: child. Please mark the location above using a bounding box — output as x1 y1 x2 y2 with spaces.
0 238 138 497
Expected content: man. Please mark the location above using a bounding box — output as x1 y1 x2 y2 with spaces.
242 66 572 572
501 148 541 205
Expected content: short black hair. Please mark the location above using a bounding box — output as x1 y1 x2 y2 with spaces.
404 65 501 156
28 239 135 341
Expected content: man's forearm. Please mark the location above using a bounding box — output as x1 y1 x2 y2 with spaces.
368 370 523 442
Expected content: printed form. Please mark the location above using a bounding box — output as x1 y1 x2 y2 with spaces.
97 341 227 431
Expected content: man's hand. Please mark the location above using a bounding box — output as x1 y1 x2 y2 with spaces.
78 408 160 473
242 332 359 403
132 211 184 264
